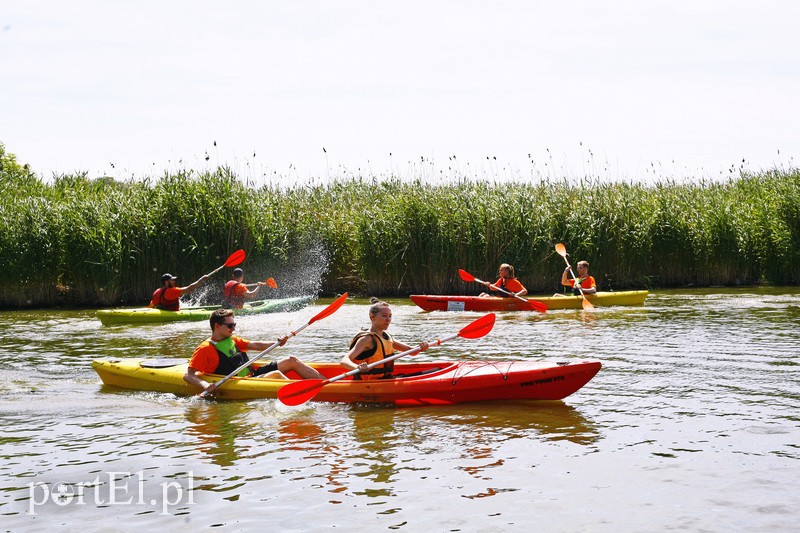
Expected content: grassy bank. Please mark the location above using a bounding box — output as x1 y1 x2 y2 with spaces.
0 166 798 308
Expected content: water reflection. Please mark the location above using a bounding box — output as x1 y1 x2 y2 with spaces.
268 400 603 503
397 401 600 500
393 401 601 447
277 417 327 450
183 402 252 467
578 310 599 326
276 417 351 500
348 407 401 494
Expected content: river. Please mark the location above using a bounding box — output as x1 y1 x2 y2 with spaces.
1 288 798 532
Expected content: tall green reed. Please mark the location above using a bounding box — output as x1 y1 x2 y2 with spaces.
0 167 797 308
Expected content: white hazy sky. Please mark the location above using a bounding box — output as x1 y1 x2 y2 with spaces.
1 1 798 184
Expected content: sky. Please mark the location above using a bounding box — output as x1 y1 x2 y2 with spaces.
1 1 798 185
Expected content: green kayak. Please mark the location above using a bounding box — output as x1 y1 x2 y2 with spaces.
97 296 313 326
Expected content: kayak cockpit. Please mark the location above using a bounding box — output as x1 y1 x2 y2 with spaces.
275 361 457 381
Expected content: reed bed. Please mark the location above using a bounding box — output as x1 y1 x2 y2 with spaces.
0 164 798 308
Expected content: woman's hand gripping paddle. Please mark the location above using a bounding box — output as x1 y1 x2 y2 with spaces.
198 292 348 397
458 269 547 312
555 243 594 310
277 313 497 406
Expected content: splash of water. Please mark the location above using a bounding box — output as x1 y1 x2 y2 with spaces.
183 241 330 306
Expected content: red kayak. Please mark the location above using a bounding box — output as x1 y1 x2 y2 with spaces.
312 359 603 406
410 291 648 311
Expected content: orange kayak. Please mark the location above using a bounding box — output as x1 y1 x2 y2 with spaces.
92 358 601 406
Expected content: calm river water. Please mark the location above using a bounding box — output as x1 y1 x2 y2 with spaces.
1 288 798 532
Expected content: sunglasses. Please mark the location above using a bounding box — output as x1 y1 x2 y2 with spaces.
220 322 236 329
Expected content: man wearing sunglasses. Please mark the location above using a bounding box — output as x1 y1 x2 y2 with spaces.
184 308 323 395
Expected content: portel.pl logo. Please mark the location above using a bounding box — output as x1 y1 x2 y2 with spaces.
27 470 195 515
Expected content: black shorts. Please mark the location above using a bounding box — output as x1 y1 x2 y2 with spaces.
250 361 279 376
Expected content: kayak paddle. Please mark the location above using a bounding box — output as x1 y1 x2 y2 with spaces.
554 243 594 310
246 277 278 289
458 269 546 313
277 312 497 406
199 292 348 397
206 249 247 277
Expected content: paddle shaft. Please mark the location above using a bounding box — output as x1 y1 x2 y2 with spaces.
243 278 277 289
207 264 227 277
557 249 594 309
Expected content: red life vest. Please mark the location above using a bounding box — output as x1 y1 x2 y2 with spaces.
223 280 245 309
151 287 180 311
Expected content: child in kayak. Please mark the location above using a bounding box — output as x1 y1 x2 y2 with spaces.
554 260 597 297
341 298 429 380
479 263 528 298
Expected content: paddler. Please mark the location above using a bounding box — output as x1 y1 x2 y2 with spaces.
222 267 262 309
184 308 324 396
479 263 528 298
554 260 597 297
149 272 209 311
341 298 429 380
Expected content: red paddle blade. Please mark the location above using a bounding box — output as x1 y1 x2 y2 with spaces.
278 379 326 406
265 278 278 289
582 297 595 310
457 313 496 339
308 293 348 325
528 299 548 313
555 243 567 257
458 269 476 282
224 249 246 267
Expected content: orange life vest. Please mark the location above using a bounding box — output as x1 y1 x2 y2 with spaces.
349 331 395 380
569 276 596 295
